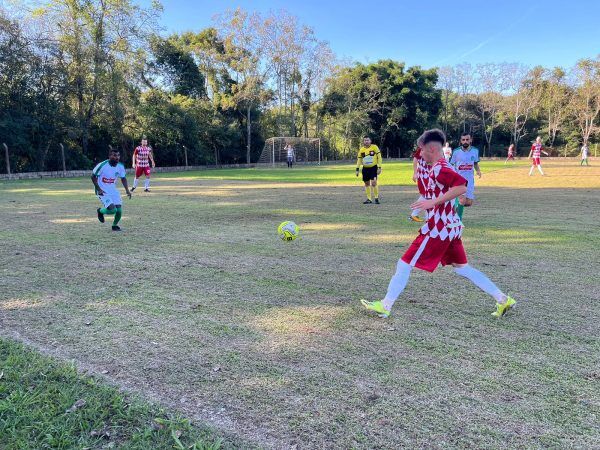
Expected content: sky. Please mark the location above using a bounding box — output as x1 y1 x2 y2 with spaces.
145 0 599 69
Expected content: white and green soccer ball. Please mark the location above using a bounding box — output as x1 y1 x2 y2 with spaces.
278 221 299 241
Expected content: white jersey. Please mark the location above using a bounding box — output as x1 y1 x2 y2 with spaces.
581 146 588 159
287 147 295 158
450 147 479 181
92 160 126 193
443 146 452 161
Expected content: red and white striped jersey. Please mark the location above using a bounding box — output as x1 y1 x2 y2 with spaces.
413 148 430 196
419 158 467 241
531 143 543 158
134 146 152 168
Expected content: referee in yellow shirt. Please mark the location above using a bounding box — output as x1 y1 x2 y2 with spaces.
355 136 382 204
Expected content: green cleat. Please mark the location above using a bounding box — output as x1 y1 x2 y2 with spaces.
360 299 391 318
491 296 516 318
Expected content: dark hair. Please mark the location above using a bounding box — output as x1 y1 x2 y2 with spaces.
109 148 120 154
363 136 371 140
419 129 446 146
460 131 471 138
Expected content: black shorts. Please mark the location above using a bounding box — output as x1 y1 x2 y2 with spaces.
362 166 378 182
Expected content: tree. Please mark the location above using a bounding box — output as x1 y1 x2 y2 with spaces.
503 65 543 147
569 58 600 146
474 63 511 154
33 0 159 156
215 8 271 164
541 67 570 147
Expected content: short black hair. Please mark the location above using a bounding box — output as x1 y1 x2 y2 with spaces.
363 136 371 140
460 131 471 138
419 129 446 146
109 148 120 154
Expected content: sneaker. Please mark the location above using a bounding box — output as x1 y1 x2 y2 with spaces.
409 215 424 223
360 299 391 318
112 225 121 232
97 208 105 223
131 186 136 192
374 198 380 204
363 199 372 204
491 296 516 318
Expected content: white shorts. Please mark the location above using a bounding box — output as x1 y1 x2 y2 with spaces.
97 188 122 207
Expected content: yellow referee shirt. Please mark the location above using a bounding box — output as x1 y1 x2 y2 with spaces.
356 145 382 169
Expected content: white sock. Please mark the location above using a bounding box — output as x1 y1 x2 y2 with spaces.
537 165 544 175
144 178 150 189
454 265 506 303
382 260 412 311
133 178 138 188
529 166 534 176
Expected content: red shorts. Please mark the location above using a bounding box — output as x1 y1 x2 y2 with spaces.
135 166 151 177
401 234 468 273
532 157 541 166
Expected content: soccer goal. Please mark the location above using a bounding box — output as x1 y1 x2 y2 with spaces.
258 137 322 165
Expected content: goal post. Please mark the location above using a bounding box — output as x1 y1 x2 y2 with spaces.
258 137 322 166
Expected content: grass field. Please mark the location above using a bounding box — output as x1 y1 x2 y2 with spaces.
1 160 599 448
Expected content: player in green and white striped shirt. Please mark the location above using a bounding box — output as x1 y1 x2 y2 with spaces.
91 149 131 231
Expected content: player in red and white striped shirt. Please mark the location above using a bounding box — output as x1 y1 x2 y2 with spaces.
361 129 516 319
132 138 155 192
528 136 549 176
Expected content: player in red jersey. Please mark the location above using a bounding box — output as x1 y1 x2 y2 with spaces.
505 144 515 164
361 129 516 319
528 136 549 176
409 144 429 222
132 138 155 192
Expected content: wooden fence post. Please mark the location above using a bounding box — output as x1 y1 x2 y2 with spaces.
59 143 66 175
2 143 9 175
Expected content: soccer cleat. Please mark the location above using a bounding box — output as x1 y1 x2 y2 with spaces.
491 296 516 318
363 199 372 204
360 299 391 318
97 208 105 223
112 225 121 232
375 198 380 204
131 186 136 192
144 189 150 192
409 215 424 223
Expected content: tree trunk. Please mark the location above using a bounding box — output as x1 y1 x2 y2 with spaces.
246 103 252 164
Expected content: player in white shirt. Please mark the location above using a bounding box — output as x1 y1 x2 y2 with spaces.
442 142 452 161
91 148 131 231
285 144 295 168
450 132 481 219
581 144 590 166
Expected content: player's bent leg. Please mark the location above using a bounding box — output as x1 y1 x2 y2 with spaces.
112 205 123 231
361 260 412 318
453 263 516 317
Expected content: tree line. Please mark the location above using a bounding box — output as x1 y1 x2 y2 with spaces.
1 2 599 172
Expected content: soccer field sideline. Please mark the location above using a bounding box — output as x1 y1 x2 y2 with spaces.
1 163 599 448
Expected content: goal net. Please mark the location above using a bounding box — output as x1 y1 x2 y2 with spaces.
258 137 322 165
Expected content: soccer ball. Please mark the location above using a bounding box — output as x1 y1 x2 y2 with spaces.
278 221 299 241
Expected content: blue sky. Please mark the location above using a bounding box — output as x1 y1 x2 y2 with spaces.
148 0 599 69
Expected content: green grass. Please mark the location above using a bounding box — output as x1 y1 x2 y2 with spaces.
159 160 518 184
1 160 599 448
0 339 231 449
